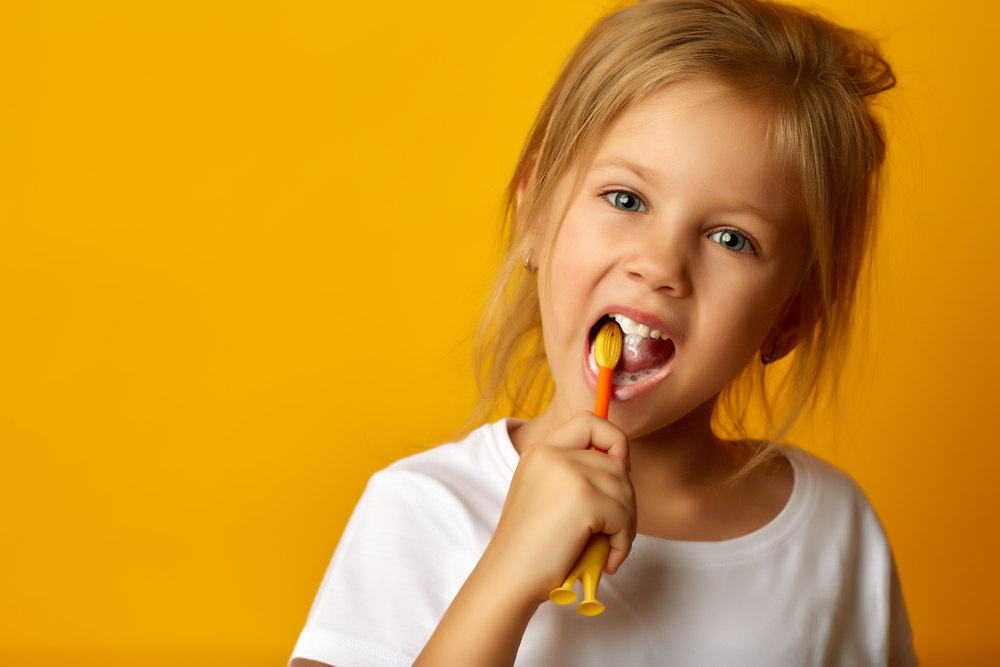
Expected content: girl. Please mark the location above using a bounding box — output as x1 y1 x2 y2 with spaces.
291 0 915 664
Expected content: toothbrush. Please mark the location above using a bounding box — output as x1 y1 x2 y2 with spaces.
548 319 623 616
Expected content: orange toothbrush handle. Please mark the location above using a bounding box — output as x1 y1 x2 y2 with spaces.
594 366 613 419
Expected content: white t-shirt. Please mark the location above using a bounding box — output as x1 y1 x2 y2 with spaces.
291 419 916 666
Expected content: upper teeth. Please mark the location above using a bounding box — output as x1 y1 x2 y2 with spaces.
610 313 669 340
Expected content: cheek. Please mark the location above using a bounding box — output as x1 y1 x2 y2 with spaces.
542 214 602 299
537 221 605 363
703 271 791 339
550 210 599 260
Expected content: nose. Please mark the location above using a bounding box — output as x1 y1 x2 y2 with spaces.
621 229 692 296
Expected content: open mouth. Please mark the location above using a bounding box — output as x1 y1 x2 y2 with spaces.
588 313 676 386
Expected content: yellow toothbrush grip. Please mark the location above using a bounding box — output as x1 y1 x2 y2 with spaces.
548 533 610 616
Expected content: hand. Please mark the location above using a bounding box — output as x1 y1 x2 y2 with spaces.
415 412 636 664
487 411 637 603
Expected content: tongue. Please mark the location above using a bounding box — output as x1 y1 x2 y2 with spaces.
618 334 674 374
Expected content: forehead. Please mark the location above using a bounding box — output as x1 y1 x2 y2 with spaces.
583 78 799 226
599 79 779 178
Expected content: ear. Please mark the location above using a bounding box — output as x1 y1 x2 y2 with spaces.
760 293 801 364
514 157 543 263
515 156 536 208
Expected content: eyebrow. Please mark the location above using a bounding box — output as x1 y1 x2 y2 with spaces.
718 201 776 226
590 158 659 185
591 157 779 226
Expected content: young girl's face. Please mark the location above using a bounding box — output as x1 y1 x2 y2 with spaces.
535 77 809 440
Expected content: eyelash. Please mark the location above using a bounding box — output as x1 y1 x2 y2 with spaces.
600 189 648 214
709 228 757 254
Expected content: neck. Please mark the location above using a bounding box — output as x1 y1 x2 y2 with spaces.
511 394 737 491
625 398 738 492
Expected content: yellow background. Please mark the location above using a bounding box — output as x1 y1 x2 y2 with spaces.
2 1 997 665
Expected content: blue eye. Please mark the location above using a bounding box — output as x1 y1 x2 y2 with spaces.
603 190 648 213
709 229 755 253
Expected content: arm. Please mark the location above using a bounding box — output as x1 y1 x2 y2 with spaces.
413 548 540 666
415 412 636 666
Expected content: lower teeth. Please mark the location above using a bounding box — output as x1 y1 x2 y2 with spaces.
612 368 660 386
589 343 668 386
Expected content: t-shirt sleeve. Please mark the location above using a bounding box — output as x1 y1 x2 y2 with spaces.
888 553 918 666
289 468 480 667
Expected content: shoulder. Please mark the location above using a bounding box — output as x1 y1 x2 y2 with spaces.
289 421 519 667
782 445 869 501
350 420 516 538
374 419 515 497
780 447 916 662
315 422 515 596
780 445 889 545
386 419 514 479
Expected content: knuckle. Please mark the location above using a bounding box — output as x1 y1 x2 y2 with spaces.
525 444 560 468
609 454 628 475
567 474 597 505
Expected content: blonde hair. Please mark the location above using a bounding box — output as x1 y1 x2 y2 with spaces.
469 0 895 447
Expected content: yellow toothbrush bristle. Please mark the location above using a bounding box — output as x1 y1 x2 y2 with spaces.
594 321 623 369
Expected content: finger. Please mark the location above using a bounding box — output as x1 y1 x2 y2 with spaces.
575 457 634 511
542 411 630 463
605 545 629 575
601 498 637 575
571 475 635 576
587 417 631 464
514 450 634 542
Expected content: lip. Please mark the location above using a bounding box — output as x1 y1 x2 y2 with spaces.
581 305 677 402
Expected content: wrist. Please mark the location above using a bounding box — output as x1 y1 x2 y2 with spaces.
416 548 542 666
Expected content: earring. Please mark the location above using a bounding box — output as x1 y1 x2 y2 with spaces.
523 249 538 275
760 340 781 365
